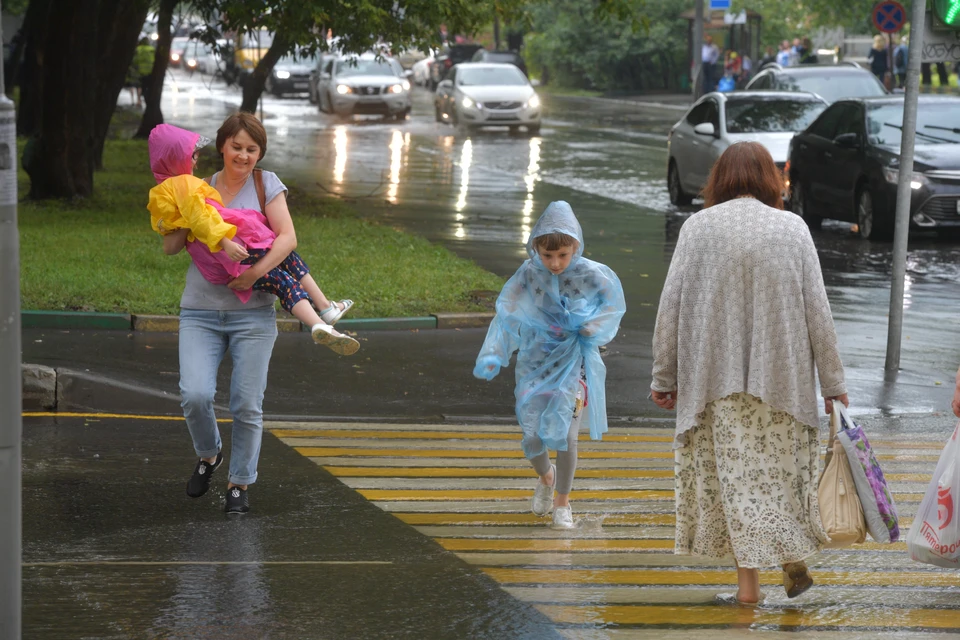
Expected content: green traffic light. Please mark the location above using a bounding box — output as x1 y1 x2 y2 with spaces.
935 0 960 25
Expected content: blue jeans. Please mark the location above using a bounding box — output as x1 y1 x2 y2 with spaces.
179 307 278 485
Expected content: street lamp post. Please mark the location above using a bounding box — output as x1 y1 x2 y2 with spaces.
884 0 926 372
0 0 22 635
693 0 704 98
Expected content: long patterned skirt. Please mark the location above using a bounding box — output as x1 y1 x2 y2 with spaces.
674 392 828 568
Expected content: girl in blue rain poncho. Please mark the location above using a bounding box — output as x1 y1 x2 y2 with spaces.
474 201 625 530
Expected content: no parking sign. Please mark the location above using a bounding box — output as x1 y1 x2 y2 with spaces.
873 1 908 33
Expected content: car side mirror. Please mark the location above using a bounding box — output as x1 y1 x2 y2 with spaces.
693 122 717 137
403 69 414 79
439 79 452 89
834 133 860 149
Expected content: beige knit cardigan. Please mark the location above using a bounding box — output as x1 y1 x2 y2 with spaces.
651 198 847 447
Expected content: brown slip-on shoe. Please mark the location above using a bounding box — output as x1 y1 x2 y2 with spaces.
783 561 814 598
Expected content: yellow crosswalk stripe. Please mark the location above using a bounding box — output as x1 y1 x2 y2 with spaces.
270 420 954 635
325 467 675 478
486 567 958 588
536 604 960 629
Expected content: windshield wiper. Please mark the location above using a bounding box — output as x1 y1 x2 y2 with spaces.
924 124 960 135
884 122 953 144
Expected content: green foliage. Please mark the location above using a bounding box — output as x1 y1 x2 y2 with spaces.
18 137 503 317
525 0 690 92
733 0 882 42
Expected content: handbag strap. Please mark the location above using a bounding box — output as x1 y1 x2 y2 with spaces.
253 168 267 214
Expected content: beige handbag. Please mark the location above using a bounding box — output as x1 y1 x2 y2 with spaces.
818 410 867 548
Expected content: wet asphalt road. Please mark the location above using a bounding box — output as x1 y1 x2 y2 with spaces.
116 69 960 419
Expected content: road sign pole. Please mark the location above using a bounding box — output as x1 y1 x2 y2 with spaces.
885 0 926 372
693 0 704 98
0 1 22 636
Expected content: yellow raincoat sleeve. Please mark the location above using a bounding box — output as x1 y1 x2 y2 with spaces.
147 175 235 252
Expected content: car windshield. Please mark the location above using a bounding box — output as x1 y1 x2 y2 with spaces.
725 99 826 133
459 66 527 86
277 52 316 65
778 73 886 103
337 59 396 77
868 102 960 145
241 31 273 50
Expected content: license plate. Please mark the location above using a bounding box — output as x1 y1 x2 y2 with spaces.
294 83 308 89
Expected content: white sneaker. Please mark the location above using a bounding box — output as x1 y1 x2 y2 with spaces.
551 506 575 530
531 464 556 516
311 323 360 356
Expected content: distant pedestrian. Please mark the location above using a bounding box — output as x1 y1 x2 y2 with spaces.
868 35 890 82
652 141 848 605
133 37 155 107
798 37 819 64
157 113 358 515
760 45 777 68
776 40 791 66
921 61 950 87
893 36 908 88
702 35 720 94
474 201 626 530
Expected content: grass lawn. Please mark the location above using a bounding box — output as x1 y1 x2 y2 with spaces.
18 128 503 318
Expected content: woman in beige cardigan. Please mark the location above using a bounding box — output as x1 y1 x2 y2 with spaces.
651 142 848 605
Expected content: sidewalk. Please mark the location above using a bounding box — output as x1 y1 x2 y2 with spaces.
22 413 561 639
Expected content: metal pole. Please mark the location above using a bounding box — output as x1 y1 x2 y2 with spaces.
885 0 926 372
0 0 22 635
693 0 705 98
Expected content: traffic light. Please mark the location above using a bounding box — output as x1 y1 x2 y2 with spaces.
934 0 960 26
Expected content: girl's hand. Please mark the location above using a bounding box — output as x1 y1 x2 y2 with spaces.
220 238 249 262
824 394 849 415
651 390 676 410
579 323 596 337
228 269 260 291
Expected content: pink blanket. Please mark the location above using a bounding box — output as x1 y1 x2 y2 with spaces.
185 200 277 303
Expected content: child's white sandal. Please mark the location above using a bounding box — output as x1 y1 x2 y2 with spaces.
319 299 354 326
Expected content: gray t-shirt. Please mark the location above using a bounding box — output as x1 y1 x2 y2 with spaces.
179 170 288 311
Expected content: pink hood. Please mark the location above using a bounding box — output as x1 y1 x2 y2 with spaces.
148 124 203 184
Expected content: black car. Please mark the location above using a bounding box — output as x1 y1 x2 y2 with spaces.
787 95 960 240
470 49 527 76
265 51 315 97
745 63 888 104
429 43 483 89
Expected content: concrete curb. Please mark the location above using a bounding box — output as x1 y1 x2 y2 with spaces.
22 310 495 333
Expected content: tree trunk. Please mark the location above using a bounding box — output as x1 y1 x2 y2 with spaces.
239 32 291 113
92 0 150 168
135 0 178 139
22 0 99 199
16 0 51 137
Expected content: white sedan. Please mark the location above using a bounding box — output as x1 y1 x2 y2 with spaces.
667 91 828 206
434 63 540 134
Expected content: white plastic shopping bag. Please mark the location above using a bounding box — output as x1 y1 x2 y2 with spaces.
907 422 960 568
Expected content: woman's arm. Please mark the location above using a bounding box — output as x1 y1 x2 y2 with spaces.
228 190 297 290
163 228 189 255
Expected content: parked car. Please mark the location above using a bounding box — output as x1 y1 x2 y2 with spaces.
265 51 316 97
181 39 222 75
787 95 960 240
667 91 828 206
745 62 888 104
434 62 541 134
168 36 190 67
412 55 434 86
429 43 483 89
316 54 411 119
470 49 527 76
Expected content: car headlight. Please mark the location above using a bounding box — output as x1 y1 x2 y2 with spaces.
170 53 180 62
388 84 404 94
526 94 540 109
402 80 411 91
275 70 290 79
883 167 927 190
336 84 353 95
462 97 475 108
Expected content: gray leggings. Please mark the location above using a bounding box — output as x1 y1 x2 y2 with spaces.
526 412 583 495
